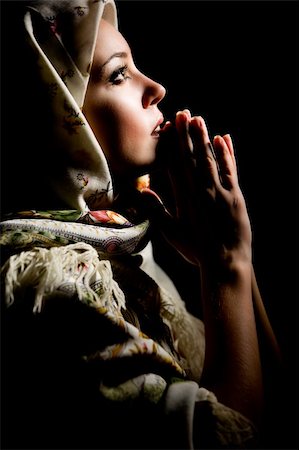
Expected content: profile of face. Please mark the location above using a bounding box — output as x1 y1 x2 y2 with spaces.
83 19 166 180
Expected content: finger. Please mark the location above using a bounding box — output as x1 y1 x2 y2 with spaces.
189 116 221 188
213 135 237 189
175 110 194 157
169 111 199 218
182 108 192 121
222 134 237 170
154 118 195 220
156 121 176 164
161 120 172 133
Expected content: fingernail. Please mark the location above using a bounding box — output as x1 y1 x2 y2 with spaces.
176 111 187 120
183 108 191 119
190 116 202 127
223 133 231 141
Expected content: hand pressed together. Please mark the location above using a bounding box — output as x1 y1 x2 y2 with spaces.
149 110 252 268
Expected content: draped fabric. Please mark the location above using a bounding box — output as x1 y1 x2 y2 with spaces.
1 1 258 448
22 0 117 211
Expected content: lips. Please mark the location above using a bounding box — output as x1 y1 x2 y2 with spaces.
151 114 164 137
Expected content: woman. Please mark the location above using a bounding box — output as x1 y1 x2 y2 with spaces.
1 1 282 448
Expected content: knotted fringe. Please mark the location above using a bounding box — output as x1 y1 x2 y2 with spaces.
1 243 125 313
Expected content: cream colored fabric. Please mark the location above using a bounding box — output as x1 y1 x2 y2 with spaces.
1 3 259 447
23 0 117 211
2 242 125 313
164 382 258 449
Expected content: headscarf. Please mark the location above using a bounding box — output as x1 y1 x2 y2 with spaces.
0 6 259 446
1 0 158 254
21 0 118 212
0 0 197 385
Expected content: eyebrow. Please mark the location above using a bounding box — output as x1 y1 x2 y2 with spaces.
102 51 128 69
95 51 128 79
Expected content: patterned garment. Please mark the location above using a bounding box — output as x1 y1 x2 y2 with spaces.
0 216 203 399
1 216 257 449
22 0 117 211
0 211 150 256
1 209 204 381
1 1 258 446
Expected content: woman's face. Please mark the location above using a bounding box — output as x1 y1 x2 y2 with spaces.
83 19 166 179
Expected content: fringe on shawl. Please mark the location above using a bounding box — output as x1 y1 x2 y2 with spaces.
1 242 126 313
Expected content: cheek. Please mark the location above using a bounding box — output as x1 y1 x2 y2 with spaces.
85 98 156 173
92 107 131 161
84 102 122 163
92 105 141 150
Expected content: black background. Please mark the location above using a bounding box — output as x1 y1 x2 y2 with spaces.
116 1 298 447
1 0 298 448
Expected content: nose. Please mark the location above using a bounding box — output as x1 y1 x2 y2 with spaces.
142 75 166 109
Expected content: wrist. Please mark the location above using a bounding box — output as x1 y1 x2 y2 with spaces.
199 244 252 280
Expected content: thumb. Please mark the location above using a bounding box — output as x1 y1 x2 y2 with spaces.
139 188 173 225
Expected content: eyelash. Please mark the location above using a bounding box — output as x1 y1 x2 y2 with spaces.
109 65 130 85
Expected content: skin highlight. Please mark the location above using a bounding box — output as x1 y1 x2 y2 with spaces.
84 19 166 179
83 17 282 429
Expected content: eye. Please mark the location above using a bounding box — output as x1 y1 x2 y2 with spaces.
109 65 130 85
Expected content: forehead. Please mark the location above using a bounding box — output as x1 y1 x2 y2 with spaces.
93 19 130 64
